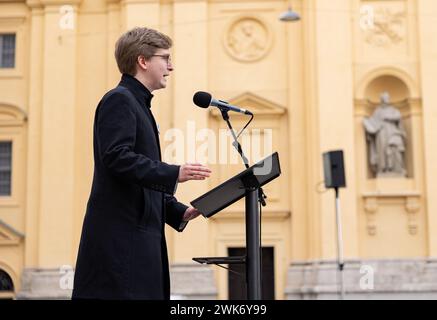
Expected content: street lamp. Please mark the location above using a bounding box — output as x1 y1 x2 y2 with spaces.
279 6 301 22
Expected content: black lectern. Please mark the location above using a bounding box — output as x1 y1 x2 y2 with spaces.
191 152 281 300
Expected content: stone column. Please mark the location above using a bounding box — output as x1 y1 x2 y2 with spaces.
168 0 216 299
24 0 44 274
170 0 209 262
285 0 358 298
285 0 308 262
418 0 437 257
310 0 358 260
19 0 81 299
106 0 121 89
120 0 160 30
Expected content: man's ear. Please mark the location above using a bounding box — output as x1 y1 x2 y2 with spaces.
137 55 148 71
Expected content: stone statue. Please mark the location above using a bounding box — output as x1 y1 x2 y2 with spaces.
363 92 407 177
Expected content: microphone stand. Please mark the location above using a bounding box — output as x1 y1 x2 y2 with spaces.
220 109 266 300
220 110 267 206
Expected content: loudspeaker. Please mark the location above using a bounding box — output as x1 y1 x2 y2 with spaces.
323 150 346 188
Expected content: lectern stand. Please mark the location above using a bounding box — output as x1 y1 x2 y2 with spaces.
191 152 281 300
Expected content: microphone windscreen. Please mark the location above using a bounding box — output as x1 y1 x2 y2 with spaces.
193 91 212 108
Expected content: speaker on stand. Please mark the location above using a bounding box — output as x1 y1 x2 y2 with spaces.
323 150 347 300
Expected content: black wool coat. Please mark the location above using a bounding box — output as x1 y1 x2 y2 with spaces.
72 74 188 300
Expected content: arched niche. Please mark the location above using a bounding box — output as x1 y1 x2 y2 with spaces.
364 75 409 102
355 70 426 251
356 67 419 100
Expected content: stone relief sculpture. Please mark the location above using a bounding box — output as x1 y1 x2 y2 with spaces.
225 18 269 62
365 7 406 47
363 92 407 177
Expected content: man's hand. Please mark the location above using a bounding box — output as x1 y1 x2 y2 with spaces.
178 163 211 183
183 207 203 222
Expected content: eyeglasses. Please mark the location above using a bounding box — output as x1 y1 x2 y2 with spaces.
151 54 172 65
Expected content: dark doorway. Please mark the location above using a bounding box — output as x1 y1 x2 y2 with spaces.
228 247 275 300
0 269 14 299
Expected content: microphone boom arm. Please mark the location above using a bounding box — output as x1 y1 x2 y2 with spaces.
220 110 267 207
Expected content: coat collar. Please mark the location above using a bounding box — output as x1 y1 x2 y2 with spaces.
119 73 154 108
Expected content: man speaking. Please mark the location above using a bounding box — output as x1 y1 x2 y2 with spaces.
72 27 211 300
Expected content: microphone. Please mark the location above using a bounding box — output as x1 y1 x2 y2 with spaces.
193 91 253 115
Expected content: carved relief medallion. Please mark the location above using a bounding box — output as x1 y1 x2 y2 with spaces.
224 17 272 62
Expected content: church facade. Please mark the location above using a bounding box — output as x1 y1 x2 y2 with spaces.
1 0 437 299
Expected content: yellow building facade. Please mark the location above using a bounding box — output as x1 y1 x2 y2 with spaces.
1 0 437 299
